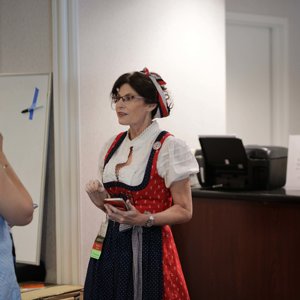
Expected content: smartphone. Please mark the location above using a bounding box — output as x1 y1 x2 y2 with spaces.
104 198 128 211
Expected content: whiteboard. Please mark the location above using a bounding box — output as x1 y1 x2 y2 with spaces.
0 73 51 265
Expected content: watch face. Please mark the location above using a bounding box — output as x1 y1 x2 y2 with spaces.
146 215 154 227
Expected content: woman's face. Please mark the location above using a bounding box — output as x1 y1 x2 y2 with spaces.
115 83 156 128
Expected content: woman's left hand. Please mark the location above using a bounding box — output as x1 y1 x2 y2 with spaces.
104 200 146 226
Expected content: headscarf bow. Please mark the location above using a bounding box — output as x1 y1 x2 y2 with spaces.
142 67 170 118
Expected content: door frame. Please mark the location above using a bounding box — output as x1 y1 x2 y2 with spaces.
52 0 81 284
226 12 289 146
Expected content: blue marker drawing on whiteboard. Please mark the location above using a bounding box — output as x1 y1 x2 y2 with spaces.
21 87 40 120
29 87 39 120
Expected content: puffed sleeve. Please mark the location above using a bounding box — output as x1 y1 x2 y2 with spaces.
157 136 199 188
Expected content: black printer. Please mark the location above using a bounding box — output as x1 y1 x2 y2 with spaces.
195 136 288 190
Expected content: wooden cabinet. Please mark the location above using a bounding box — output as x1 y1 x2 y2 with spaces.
172 190 300 300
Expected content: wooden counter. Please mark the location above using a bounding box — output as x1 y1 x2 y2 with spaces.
172 188 300 300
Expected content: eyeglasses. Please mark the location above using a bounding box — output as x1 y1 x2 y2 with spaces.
111 94 144 104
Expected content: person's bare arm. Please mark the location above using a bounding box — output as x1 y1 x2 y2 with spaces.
0 133 33 226
153 177 193 225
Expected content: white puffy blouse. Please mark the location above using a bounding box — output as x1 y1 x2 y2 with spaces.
99 121 199 188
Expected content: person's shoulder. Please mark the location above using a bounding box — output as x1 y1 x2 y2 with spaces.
100 134 120 155
158 133 193 156
161 133 188 148
106 131 127 145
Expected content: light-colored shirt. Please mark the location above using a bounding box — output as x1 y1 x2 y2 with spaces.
99 121 199 187
0 216 21 300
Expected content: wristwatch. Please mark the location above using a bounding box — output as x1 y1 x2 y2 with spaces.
145 214 155 227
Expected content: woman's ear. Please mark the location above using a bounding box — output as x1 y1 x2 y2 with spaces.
147 103 158 112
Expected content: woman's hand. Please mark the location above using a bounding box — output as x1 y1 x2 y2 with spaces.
85 179 107 210
104 200 147 226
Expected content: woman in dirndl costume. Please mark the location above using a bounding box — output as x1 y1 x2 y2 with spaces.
84 68 199 300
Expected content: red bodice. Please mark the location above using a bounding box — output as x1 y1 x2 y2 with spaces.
104 131 173 214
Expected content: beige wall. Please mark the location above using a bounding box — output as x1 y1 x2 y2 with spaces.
0 0 52 73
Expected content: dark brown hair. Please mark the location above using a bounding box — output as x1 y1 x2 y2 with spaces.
111 71 171 118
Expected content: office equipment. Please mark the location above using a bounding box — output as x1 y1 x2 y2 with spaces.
0 73 51 265
196 136 287 190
